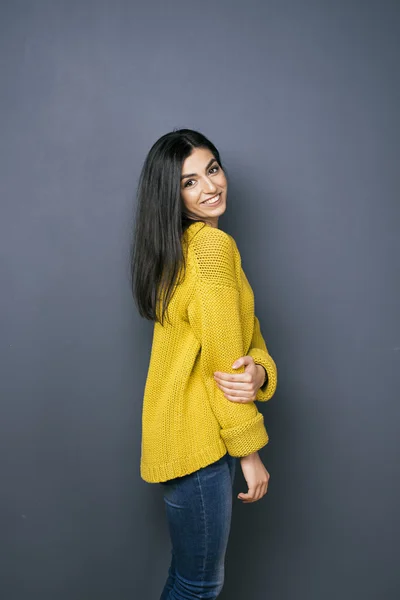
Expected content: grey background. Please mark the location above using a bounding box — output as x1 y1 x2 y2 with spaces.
1 1 399 599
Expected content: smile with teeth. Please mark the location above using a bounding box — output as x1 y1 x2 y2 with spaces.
202 193 221 205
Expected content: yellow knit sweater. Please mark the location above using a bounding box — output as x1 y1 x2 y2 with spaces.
140 220 278 483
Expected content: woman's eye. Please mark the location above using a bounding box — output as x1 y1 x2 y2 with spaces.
183 166 219 188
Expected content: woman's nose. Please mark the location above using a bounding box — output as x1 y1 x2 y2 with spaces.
202 176 217 193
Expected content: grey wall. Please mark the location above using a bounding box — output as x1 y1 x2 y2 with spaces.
1 1 399 599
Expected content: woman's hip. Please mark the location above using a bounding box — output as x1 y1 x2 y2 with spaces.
160 452 236 570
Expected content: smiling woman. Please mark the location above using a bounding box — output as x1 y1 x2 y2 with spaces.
130 128 278 600
180 149 227 227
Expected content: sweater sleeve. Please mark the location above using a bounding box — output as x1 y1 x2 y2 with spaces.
248 315 278 401
187 228 269 457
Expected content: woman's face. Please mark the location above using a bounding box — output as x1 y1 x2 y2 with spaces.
180 147 227 228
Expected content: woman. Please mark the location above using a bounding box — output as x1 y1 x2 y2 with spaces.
130 128 278 599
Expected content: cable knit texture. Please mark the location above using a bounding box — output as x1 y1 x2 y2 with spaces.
140 221 278 483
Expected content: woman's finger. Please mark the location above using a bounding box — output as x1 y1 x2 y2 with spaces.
256 484 264 501
238 485 257 502
223 392 254 403
215 382 255 403
216 381 251 394
214 375 252 390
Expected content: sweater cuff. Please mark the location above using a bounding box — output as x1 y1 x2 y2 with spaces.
248 348 278 402
220 412 269 456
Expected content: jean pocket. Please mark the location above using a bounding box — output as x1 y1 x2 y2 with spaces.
163 496 185 509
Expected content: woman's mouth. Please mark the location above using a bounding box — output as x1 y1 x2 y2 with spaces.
201 193 222 206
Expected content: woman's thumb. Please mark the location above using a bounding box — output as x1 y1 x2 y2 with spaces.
232 356 252 369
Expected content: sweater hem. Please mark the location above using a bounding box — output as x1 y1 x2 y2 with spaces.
140 438 228 484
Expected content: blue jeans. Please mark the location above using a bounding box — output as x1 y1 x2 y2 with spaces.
159 452 237 600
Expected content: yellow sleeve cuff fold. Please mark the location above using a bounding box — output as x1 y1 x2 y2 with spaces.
220 412 269 456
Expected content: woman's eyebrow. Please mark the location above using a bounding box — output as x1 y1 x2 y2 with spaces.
181 158 217 181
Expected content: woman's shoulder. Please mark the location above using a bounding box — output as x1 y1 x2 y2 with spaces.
185 221 233 251
185 222 239 286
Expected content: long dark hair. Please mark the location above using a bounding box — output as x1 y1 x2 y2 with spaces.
130 128 227 324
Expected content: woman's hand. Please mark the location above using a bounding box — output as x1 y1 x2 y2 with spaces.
238 451 270 503
213 355 266 403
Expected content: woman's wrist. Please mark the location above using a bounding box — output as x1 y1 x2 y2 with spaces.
256 364 268 386
240 450 259 461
